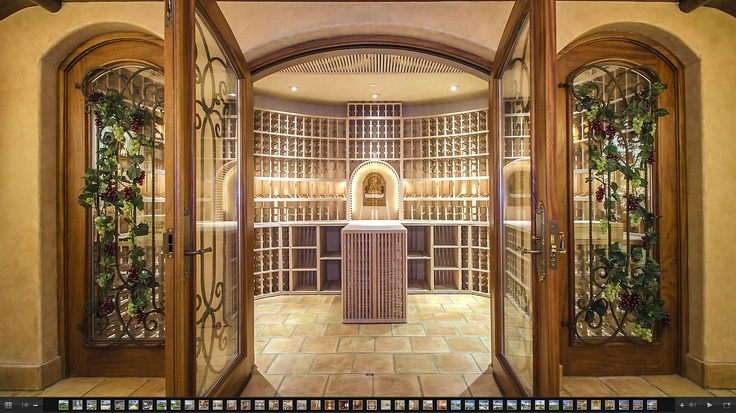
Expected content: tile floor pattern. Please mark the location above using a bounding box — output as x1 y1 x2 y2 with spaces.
2 294 734 398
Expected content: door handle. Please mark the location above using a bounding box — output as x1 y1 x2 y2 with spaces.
184 247 212 256
520 248 542 255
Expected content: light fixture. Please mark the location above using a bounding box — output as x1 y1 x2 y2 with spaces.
450 85 459 92
227 92 237 97
290 86 299 92
369 83 377 88
371 93 380 99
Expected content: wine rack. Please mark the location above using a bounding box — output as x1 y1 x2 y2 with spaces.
253 105 492 298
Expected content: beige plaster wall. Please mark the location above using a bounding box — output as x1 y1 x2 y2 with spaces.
0 2 163 389
0 0 734 390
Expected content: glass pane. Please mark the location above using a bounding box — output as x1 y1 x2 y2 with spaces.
88 67 166 344
499 17 533 393
569 65 655 343
194 11 241 395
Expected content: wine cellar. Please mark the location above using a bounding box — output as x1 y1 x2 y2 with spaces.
253 102 492 298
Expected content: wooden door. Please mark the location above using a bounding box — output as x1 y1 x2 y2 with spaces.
490 0 560 397
556 34 683 376
164 0 255 396
60 33 166 377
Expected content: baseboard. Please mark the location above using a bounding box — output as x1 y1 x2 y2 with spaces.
0 357 62 391
686 354 736 388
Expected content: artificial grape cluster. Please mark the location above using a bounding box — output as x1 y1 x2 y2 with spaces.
632 116 644 134
127 267 139 282
135 170 146 186
134 308 145 324
94 111 104 130
112 124 125 142
592 120 605 136
640 234 649 248
631 322 653 342
93 216 115 236
627 195 642 211
130 115 143 133
100 297 114 315
603 282 621 302
129 139 140 155
123 187 134 202
104 179 117 200
595 185 606 202
606 152 619 161
104 241 117 256
605 124 616 140
619 291 642 310
647 149 656 165
662 312 671 327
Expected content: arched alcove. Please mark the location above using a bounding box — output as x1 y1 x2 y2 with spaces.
349 160 401 220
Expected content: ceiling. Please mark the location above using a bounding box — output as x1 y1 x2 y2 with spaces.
253 53 490 106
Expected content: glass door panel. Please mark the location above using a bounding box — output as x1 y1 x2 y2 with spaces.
192 12 241 395
498 18 533 393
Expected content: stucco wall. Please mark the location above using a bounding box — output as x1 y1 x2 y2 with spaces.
0 0 734 390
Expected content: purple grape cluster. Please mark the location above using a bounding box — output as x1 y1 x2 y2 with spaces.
592 120 604 136
105 179 117 200
101 297 114 315
606 152 619 161
640 234 649 248
104 240 117 256
595 185 606 202
605 124 616 140
135 170 146 186
662 312 671 327
627 195 642 211
619 291 642 310
647 149 656 165
130 115 143 133
127 267 139 282
94 111 104 130
134 308 145 324
123 187 134 202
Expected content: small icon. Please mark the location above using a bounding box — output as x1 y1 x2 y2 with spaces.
689 403 696 408
679 404 685 409
4 402 13 410
724 402 731 409
707 403 712 408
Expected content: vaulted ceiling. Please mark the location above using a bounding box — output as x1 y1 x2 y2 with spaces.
2 0 735 22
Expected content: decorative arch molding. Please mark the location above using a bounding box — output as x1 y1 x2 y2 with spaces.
249 35 493 81
348 160 402 221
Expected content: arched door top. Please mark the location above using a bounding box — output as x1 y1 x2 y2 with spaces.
249 35 493 81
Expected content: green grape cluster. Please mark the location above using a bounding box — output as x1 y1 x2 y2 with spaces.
631 322 653 342
122 200 134 215
129 138 140 155
603 283 621 302
630 215 642 228
632 116 644 134
587 104 600 121
93 215 115 236
112 123 125 142
598 219 608 233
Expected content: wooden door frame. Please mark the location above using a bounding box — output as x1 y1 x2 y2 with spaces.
490 0 560 397
555 32 687 376
164 0 255 397
58 32 166 377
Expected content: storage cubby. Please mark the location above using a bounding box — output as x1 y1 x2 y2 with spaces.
406 225 430 258
320 260 342 291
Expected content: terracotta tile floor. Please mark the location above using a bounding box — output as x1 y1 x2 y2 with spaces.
3 294 734 397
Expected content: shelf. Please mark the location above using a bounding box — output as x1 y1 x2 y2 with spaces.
408 252 431 259
320 251 342 260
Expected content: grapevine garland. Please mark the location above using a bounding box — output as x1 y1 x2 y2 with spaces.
78 90 156 325
575 78 670 342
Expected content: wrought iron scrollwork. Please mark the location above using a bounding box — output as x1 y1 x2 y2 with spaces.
77 65 165 347
567 64 669 345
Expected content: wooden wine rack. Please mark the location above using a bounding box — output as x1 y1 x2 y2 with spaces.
253 104 491 297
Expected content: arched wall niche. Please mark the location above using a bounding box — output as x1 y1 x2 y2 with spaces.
349 161 401 221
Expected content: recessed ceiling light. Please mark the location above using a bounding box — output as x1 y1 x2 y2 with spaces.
371 93 380 99
227 92 237 97
290 86 299 92
369 83 377 88
450 85 459 92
